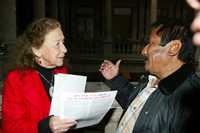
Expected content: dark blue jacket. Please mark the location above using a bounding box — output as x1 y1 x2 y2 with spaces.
107 64 200 133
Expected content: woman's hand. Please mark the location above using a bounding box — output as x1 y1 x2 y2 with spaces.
49 116 77 133
99 59 121 80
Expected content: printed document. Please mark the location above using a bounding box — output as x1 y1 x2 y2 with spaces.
50 74 117 128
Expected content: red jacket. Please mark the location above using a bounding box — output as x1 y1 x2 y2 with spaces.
2 67 68 133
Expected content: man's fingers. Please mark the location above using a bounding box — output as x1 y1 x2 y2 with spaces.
103 60 113 64
116 59 122 67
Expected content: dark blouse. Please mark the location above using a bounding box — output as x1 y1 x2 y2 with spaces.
36 64 54 100
35 64 54 133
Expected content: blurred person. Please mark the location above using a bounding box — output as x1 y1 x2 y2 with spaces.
99 20 200 133
186 0 200 45
2 18 80 133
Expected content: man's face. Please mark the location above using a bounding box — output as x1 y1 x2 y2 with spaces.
141 28 171 78
186 0 200 45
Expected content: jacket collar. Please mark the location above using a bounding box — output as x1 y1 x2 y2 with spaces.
158 64 195 95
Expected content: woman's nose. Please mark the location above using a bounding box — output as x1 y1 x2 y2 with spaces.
61 43 67 53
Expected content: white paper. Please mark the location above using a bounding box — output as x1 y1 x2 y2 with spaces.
50 91 117 128
50 74 87 117
50 74 117 128
54 74 87 93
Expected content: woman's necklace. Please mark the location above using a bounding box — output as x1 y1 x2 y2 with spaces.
37 71 54 97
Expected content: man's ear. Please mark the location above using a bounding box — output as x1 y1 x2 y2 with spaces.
168 40 182 56
32 47 41 57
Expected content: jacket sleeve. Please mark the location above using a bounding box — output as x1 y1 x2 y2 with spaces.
106 74 143 109
38 116 52 133
2 72 39 133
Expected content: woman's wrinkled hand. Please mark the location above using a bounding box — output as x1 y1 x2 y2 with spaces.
49 116 77 133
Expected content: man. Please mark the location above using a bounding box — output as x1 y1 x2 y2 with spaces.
99 20 199 133
186 0 200 45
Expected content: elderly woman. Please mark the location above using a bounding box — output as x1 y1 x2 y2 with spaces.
2 18 78 133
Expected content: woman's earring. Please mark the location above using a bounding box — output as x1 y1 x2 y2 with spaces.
39 60 42 64
35 57 42 65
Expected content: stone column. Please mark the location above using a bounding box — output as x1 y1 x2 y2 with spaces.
150 0 157 24
48 0 58 18
0 0 16 82
33 0 45 19
57 0 66 30
104 0 113 57
105 0 112 41
0 0 16 42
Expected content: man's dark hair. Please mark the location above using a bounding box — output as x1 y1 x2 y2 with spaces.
151 19 196 65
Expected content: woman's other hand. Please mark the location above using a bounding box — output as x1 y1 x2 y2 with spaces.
49 116 77 133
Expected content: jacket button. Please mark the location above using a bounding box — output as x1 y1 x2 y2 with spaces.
145 111 148 114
